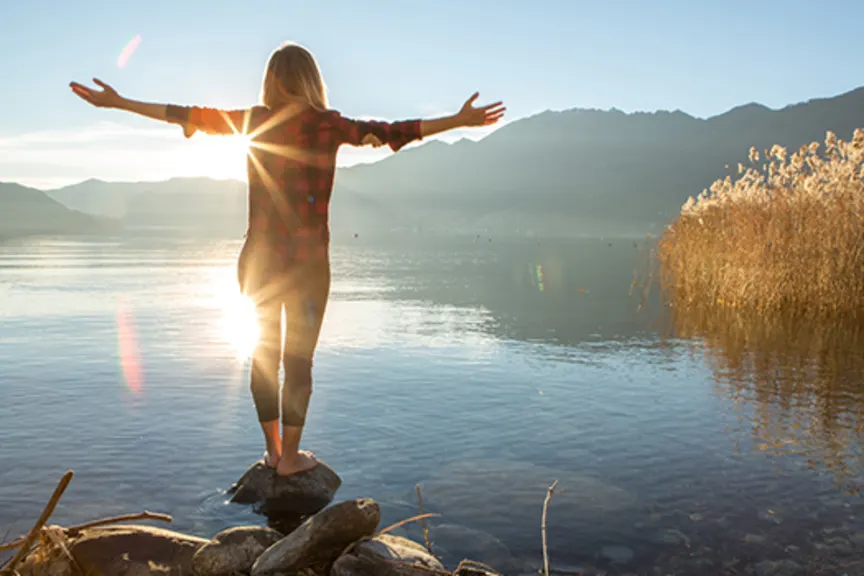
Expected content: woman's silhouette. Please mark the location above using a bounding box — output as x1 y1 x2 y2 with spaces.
70 41 505 476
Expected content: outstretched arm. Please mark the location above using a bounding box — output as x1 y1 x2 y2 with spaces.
420 92 505 138
70 78 254 137
334 92 505 150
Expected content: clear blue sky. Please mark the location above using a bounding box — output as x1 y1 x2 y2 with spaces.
2 0 862 188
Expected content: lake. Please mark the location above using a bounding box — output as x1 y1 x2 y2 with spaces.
1 233 862 575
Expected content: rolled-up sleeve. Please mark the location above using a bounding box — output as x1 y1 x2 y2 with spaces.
166 105 261 138
328 111 422 152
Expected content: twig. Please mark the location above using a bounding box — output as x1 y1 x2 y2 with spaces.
2 470 74 575
454 558 501 575
377 513 440 537
0 510 173 552
415 484 433 555
42 526 84 575
64 511 172 535
541 480 559 576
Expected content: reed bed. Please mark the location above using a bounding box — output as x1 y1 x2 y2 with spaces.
659 129 864 318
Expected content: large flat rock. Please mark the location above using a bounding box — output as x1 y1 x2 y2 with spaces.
251 498 380 576
228 459 341 520
71 524 208 575
331 533 446 576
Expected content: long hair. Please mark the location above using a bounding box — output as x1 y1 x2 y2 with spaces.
260 42 328 110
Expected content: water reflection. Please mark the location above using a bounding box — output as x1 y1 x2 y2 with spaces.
332 236 661 347
668 302 864 495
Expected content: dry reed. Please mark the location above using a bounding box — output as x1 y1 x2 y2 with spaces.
659 128 864 318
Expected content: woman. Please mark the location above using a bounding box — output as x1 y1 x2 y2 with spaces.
70 41 505 477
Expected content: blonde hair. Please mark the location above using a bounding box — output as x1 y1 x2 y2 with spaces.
260 42 328 110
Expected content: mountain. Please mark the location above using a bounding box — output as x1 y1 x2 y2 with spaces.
0 182 119 239
333 86 864 235
41 86 864 238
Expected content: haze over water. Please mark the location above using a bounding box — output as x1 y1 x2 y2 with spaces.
1 232 861 574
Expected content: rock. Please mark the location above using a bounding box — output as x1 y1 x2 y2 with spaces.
850 531 864 546
599 545 633 564
69 525 209 575
330 534 446 576
228 459 342 519
757 510 782 524
192 526 283 576
417 460 634 541
251 498 380 576
753 559 803 576
426 523 515 572
744 533 766 545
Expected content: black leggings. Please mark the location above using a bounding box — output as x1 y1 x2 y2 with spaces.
246 260 330 427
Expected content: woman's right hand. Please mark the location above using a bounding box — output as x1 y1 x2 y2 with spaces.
70 78 126 109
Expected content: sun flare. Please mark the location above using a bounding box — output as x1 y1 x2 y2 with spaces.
208 267 260 360
184 134 251 181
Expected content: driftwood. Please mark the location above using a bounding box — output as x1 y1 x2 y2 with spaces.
0 470 174 576
1 470 73 574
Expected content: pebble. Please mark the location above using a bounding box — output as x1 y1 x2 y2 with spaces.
744 533 766 544
599 545 634 564
753 558 802 576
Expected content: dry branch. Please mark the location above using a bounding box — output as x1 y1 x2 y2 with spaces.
2 470 74 575
541 480 558 576
416 484 433 555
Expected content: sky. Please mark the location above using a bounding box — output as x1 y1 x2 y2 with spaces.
1 0 863 189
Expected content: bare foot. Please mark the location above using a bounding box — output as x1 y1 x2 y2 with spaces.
263 451 280 469
275 450 319 477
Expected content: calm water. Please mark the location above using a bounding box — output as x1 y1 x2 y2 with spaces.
1 234 862 575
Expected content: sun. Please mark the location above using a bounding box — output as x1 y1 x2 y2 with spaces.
207 266 260 360
184 134 252 181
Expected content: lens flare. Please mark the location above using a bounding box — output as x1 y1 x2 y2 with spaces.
116 301 143 395
117 35 142 69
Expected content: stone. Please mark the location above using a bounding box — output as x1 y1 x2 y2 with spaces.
228 459 342 519
417 460 634 543
69 525 208 575
192 525 283 576
753 559 803 576
599 545 633 564
330 534 446 576
744 533 766 545
426 523 515 572
850 531 864 546
251 498 380 576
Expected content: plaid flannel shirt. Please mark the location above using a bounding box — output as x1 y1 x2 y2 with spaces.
166 103 422 264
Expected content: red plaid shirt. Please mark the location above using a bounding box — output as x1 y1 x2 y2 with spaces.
166 103 422 263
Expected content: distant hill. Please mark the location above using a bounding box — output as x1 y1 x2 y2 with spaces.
40 86 864 238
0 182 119 239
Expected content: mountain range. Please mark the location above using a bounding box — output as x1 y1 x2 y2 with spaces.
0 182 118 239
3 86 864 239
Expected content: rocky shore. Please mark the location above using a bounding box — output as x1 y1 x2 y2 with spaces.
3 461 506 576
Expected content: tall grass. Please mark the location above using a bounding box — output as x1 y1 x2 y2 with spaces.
659 129 864 318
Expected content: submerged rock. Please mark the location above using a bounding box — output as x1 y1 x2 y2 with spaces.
228 458 342 519
192 525 283 576
71 525 208 575
753 558 803 576
330 534 446 576
417 459 635 539
251 498 380 576
426 523 515 572
599 544 633 564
